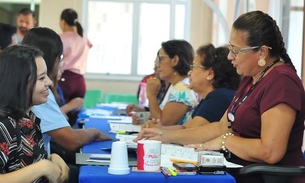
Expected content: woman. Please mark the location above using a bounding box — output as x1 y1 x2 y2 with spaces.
58 8 92 126
141 40 198 126
145 44 240 130
23 27 109 183
126 52 170 113
134 11 305 183
0 45 68 183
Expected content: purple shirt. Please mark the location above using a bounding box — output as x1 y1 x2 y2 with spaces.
228 64 305 183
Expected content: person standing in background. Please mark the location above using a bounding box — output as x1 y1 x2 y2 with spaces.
58 8 92 126
0 22 17 51
16 8 36 43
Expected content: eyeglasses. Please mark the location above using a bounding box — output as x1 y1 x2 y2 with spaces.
190 64 204 70
59 54 64 62
157 55 169 63
227 43 262 57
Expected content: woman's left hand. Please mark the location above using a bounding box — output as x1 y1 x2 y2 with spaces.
48 153 69 182
185 136 222 152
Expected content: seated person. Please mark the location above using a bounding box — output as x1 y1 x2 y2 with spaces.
134 11 305 183
56 58 84 120
127 53 170 113
144 44 240 130
0 45 68 183
134 40 198 126
22 27 111 167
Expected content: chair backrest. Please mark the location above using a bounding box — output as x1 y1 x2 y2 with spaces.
84 90 103 108
104 93 138 105
239 164 305 183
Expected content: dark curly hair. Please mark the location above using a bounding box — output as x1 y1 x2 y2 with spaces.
197 43 241 90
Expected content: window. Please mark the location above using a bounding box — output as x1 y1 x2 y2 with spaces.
83 0 190 79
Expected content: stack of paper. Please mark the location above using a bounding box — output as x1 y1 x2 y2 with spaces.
161 144 199 165
109 123 141 133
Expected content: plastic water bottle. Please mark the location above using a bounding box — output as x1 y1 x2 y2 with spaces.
138 82 148 107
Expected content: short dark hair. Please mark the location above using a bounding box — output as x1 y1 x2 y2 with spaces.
197 44 241 90
0 45 43 120
18 8 35 18
0 22 17 50
22 27 63 83
161 39 194 76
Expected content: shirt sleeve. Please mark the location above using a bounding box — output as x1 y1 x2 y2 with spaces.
195 90 234 122
31 89 70 133
167 81 198 108
0 117 16 172
260 74 303 114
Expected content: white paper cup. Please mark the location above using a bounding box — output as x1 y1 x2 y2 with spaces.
108 141 130 175
137 140 161 171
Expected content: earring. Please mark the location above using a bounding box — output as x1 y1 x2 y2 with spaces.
174 72 177 76
207 77 211 80
258 58 266 67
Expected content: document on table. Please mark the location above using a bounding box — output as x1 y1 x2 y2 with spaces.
86 154 111 163
109 123 141 132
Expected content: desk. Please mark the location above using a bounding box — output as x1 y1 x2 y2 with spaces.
79 110 237 183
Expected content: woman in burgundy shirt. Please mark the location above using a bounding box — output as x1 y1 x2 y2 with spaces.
135 11 305 183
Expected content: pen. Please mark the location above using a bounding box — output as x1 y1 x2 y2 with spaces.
167 167 177 176
161 167 170 178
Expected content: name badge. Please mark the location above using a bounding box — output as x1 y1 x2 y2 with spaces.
228 112 235 122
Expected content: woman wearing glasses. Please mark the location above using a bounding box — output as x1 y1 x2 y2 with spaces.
142 39 198 126
135 11 305 183
143 44 240 130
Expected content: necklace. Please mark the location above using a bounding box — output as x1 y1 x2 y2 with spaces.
227 58 280 125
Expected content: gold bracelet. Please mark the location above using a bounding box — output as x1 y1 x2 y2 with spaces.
221 132 234 152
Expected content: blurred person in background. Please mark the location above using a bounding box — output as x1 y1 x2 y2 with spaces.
58 8 92 126
16 8 36 43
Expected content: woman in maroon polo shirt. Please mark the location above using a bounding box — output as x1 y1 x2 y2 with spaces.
134 10 305 183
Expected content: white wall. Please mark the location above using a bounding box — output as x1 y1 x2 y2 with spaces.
39 0 139 96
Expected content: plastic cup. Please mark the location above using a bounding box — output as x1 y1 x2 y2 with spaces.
108 141 130 175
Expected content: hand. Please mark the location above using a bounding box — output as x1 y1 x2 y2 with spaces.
146 77 161 98
186 136 222 152
48 154 69 182
94 131 112 141
42 159 62 183
141 118 162 129
126 104 144 113
184 143 206 152
132 115 140 125
133 128 171 143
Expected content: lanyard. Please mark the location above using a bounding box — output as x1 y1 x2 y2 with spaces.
227 59 280 124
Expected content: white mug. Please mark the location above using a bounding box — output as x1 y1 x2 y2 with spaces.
137 140 161 171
